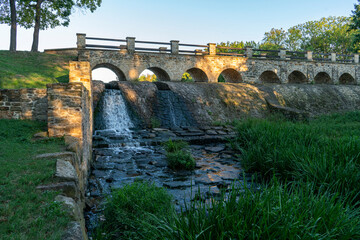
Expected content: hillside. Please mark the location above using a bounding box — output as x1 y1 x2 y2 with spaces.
0 51 76 89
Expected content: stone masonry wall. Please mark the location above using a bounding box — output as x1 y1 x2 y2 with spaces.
0 88 47 121
47 82 92 239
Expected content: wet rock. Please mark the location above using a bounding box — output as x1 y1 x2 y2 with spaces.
205 130 218 135
216 170 241 180
195 174 224 185
163 180 195 189
204 146 226 153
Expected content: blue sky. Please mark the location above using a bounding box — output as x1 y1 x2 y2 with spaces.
0 0 358 51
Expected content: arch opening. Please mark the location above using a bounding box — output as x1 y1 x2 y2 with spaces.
92 63 126 82
218 69 242 83
138 67 170 82
314 72 332 84
184 68 208 82
339 73 356 85
288 71 307 83
259 71 280 83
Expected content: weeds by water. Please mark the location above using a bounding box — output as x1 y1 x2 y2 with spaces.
163 139 195 170
231 112 360 204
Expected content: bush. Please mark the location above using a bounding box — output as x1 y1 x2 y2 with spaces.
163 139 188 153
166 150 195 170
94 181 173 240
163 139 195 170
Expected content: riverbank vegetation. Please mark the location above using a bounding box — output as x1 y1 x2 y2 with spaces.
0 119 70 239
93 111 360 239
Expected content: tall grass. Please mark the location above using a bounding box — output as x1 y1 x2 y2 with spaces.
231 112 360 204
163 139 195 170
96 180 360 240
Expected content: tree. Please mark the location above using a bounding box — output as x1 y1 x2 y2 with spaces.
350 0 360 52
0 0 18 51
9 0 101 52
261 28 287 49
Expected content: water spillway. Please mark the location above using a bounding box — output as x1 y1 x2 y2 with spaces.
85 87 247 237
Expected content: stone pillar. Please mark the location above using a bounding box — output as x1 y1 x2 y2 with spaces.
77 33 86 49
306 51 313 61
126 37 136 54
245 46 253 58
208 43 216 55
354 54 359 64
279 48 286 59
330 53 336 62
170 40 179 54
69 61 92 97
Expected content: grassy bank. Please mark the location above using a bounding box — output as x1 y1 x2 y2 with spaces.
0 51 75 89
93 112 360 239
0 120 70 240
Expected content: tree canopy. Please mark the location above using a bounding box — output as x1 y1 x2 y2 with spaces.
219 16 355 54
0 0 102 51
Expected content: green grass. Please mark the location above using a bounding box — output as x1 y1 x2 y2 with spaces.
0 119 70 240
94 181 173 240
231 111 360 204
95 180 360 240
0 51 76 89
163 139 195 170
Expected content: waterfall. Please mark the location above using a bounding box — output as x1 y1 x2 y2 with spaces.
155 90 196 129
94 89 135 144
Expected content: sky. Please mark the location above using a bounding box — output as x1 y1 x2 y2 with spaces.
0 0 357 51
0 0 358 81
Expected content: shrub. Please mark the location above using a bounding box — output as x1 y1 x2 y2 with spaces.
163 139 195 170
163 139 188 153
166 150 195 170
93 181 173 240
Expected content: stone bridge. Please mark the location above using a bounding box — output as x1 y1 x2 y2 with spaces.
44 34 360 93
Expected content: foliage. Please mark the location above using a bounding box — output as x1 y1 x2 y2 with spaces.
166 151 195 170
0 50 74 89
163 139 188 152
147 180 360 240
231 112 360 204
150 117 161 128
181 72 193 82
219 16 355 54
138 74 157 82
93 181 173 240
261 17 354 54
163 139 195 170
350 0 360 52
0 119 70 239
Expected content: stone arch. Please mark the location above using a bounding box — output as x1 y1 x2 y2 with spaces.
339 73 356 85
218 68 242 83
92 63 126 81
288 70 308 83
314 72 332 84
185 68 208 82
146 67 171 81
259 71 280 83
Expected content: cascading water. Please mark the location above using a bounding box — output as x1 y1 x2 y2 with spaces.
155 90 196 129
94 89 136 145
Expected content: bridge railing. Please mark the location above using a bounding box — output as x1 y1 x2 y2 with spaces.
77 34 359 63
78 34 209 55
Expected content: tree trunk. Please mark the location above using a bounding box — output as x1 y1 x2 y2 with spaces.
31 0 42 52
9 0 16 52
